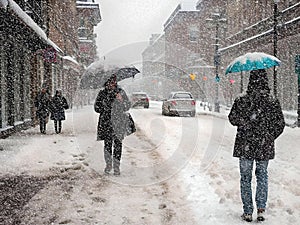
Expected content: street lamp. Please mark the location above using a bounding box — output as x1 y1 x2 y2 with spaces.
273 0 280 97
206 11 226 112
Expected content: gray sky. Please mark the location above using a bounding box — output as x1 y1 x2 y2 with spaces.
94 0 198 66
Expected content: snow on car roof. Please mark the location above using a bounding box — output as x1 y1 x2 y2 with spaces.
171 91 192 94
132 92 147 95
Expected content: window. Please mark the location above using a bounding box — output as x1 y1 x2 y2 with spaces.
189 26 199 42
78 27 87 38
173 93 192 99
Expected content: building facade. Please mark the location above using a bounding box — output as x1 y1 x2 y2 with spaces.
142 3 222 100
142 0 299 110
0 0 101 138
218 0 300 110
76 0 101 68
141 34 166 97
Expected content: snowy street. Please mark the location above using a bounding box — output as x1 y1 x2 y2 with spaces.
0 101 299 225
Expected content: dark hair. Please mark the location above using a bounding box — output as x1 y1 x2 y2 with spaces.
55 89 62 95
247 69 270 95
104 74 117 87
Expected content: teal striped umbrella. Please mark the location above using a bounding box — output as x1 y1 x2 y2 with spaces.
225 52 281 75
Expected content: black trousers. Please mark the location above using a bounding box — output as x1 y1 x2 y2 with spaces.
39 117 47 133
104 137 122 169
54 120 62 133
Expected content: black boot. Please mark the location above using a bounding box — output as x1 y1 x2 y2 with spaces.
40 120 46 134
104 163 112 174
113 158 120 176
104 149 112 174
54 121 59 134
43 122 46 134
58 120 62 133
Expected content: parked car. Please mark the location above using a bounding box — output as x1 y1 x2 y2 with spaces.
130 92 149 108
162 91 196 116
149 95 158 101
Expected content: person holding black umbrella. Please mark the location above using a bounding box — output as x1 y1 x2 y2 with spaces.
94 75 131 175
228 69 285 222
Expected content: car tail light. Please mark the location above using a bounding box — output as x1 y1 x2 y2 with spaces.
191 100 196 105
146 98 149 102
171 100 177 105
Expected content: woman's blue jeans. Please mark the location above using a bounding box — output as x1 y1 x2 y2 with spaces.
239 158 269 214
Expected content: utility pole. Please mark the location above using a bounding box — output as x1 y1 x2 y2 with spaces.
206 11 226 113
273 0 280 97
295 55 300 127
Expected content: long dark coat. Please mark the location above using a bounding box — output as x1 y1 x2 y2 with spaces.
94 86 131 141
50 95 69 121
228 91 285 161
34 91 51 119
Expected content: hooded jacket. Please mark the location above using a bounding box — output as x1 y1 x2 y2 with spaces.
228 69 285 160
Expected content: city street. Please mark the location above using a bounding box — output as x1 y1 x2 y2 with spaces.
1 1 300 224
0 101 299 224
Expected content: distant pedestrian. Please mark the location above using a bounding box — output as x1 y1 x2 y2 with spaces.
50 90 69 134
34 87 51 134
94 75 131 175
228 69 285 222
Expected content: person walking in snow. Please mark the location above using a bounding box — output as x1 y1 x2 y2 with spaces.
34 87 51 134
94 75 131 175
50 90 69 134
228 69 285 222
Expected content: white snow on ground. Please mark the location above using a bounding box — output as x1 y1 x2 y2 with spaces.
0 100 299 224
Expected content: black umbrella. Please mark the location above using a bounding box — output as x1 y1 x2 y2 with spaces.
80 65 140 89
115 67 140 81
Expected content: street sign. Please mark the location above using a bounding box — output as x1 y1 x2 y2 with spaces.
43 47 57 63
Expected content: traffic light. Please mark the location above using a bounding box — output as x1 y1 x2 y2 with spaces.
189 73 196 81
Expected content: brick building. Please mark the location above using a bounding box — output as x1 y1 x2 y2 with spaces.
142 0 299 110
0 0 101 137
218 0 300 110
77 0 101 68
142 3 221 100
141 34 166 97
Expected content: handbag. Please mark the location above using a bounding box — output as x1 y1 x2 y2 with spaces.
125 112 136 136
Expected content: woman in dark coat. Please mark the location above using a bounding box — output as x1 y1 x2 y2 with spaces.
94 75 131 175
50 90 69 134
228 69 285 222
34 87 51 134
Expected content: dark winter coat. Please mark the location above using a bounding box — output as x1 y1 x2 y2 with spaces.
94 86 131 141
34 91 51 119
228 70 285 161
50 95 69 121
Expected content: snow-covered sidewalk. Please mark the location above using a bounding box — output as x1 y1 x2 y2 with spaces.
0 103 299 225
0 106 196 224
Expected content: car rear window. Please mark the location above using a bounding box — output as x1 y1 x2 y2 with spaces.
173 93 192 99
132 94 147 98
